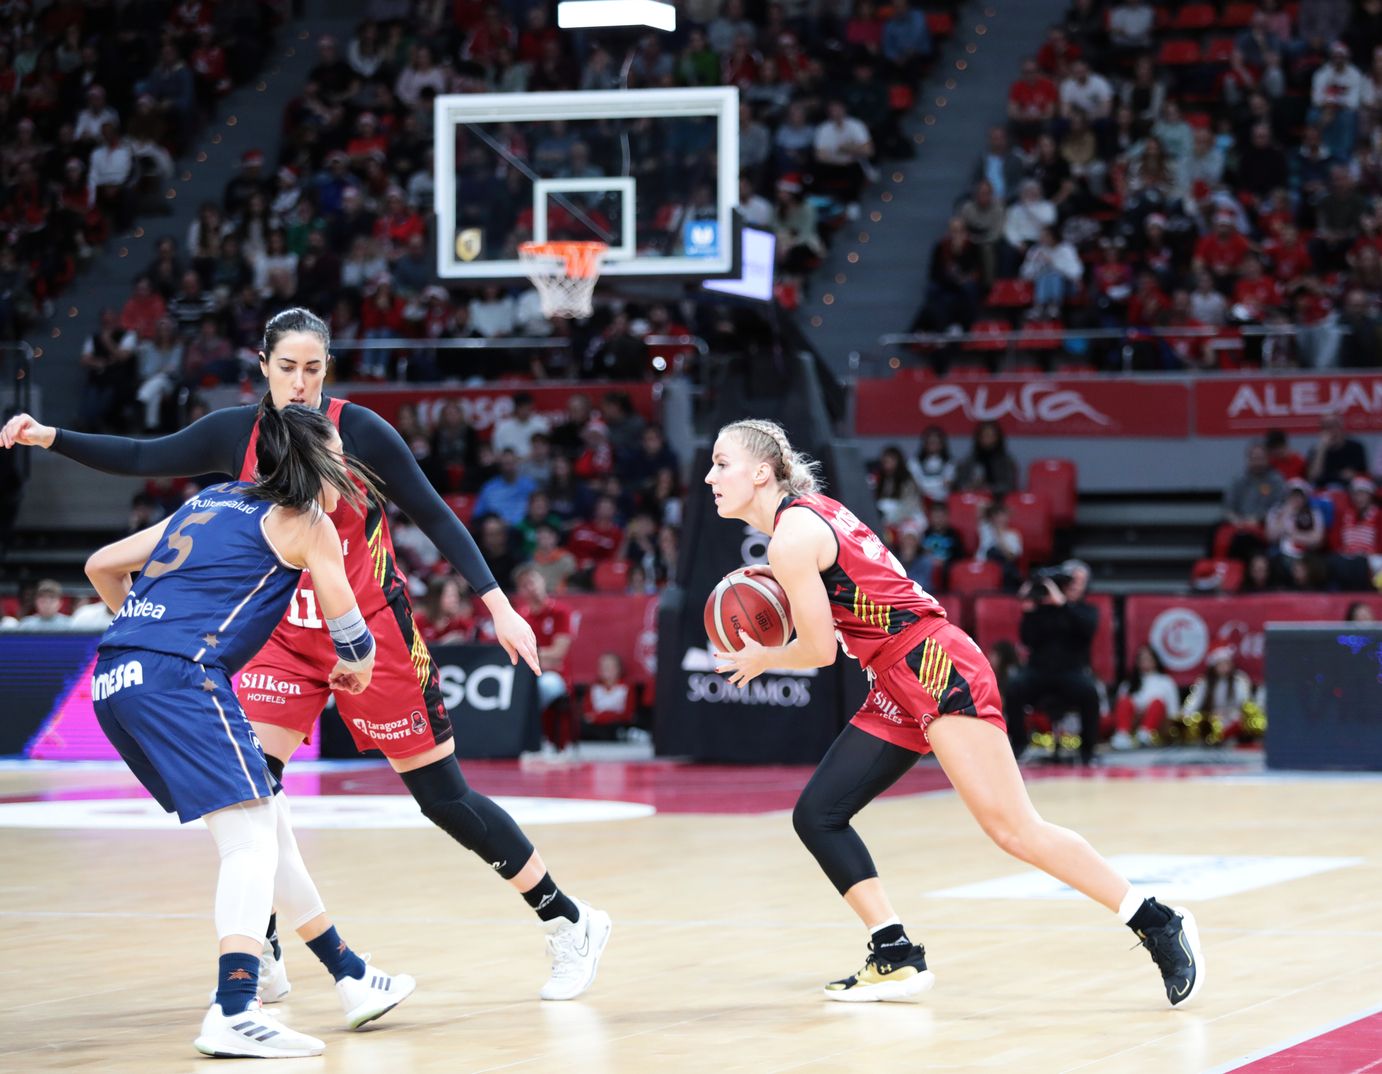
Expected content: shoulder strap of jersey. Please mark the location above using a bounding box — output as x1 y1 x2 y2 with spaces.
326 396 347 427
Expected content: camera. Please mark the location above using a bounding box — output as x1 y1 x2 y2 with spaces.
1020 566 1072 602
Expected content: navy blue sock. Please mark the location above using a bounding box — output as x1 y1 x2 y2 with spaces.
305 926 366 982
214 953 260 1016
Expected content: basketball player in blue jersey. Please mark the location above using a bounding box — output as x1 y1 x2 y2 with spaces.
4 307 611 1005
84 401 415 1059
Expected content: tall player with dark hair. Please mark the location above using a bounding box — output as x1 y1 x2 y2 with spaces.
85 402 412 1057
706 419 1204 1007
2 308 611 1002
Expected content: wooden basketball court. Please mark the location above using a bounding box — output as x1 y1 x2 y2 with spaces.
2 758 1380 1073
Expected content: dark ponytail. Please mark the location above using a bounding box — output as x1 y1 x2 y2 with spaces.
261 306 330 358
249 399 379 514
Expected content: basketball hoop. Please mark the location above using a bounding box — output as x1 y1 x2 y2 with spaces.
519 241 608 319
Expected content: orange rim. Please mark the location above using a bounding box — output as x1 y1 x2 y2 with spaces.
519 241 608 280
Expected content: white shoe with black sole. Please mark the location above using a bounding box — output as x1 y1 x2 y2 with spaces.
194 999 324 1058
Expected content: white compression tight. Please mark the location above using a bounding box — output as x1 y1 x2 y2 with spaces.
203 795 325 943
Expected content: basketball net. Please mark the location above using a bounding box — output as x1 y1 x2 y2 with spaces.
518 241 608 319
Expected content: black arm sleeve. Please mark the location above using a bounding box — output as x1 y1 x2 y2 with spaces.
50 407 255 479
340 404 499 596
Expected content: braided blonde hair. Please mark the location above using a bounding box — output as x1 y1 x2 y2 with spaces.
720 418 822 495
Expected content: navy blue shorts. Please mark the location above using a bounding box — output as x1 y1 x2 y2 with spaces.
93 649 279 823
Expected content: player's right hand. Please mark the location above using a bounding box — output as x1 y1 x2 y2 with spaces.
328 660 372 694
0 413 55 450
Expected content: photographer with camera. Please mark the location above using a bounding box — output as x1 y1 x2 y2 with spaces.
1005 560 1102 765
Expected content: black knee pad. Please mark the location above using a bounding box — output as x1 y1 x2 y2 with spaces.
399 757 533 880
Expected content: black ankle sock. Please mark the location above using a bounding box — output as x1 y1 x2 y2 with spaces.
265 912 281 961
522 872 579 924
871 923 914 957
1128 898 1174 933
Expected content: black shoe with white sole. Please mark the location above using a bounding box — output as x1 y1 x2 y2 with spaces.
1135 901 1204 1007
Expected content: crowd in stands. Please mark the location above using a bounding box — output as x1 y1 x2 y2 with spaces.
1211 413 1382 591
0 0 288 345
19 0 965 426
917 0 1382 372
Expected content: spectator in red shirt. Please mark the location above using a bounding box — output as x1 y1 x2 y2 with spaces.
1008 58 1059 145
581 653 638 739
567 495 624 571
1265 222 1315 281
1127 270 1170 326
373 187 425 253
416 575 479 644
1035 27 1080 77
1266 429 1308 482
1329 476 1382 588
514 565 578 755
345 112 390 164
1232 254 1284 319
1193 212 1254 286
120 275 167 341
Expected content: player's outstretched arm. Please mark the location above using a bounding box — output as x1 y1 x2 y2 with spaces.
340 405 540 673
1 407 248 478
85 518 173 612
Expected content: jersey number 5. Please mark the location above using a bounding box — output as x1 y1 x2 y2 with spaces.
142 512 215 579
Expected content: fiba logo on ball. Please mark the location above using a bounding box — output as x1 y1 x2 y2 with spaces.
1149 607 1209 672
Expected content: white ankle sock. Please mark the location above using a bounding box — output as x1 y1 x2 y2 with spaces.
1118 887 1147 925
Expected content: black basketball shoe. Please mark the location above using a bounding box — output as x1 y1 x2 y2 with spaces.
1134 901 1204 1007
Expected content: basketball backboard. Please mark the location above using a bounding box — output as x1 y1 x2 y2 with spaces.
433 88 740 281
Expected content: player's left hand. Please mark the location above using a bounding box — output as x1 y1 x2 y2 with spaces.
715 630 773 688
492 604 542 675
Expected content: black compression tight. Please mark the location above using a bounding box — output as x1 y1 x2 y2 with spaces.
399 755 535 881
792 725 920 895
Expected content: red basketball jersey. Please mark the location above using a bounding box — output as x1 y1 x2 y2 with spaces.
775 492 947 670
239 398 408 628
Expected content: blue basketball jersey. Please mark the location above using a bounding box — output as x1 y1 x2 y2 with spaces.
99 482 303 672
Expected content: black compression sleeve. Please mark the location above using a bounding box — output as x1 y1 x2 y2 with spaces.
50 407 254 479
339 403 499 596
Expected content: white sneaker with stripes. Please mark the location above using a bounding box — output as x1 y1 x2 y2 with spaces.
336 959 416 1030
194 999 325 1058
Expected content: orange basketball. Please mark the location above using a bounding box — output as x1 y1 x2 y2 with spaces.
704 569 794 652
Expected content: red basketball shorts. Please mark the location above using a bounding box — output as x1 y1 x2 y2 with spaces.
850 620 1006 755
236 599 451 760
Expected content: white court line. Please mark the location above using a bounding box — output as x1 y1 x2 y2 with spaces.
1196 1001 1382 1074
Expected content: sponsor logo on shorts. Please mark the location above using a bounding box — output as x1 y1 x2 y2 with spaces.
113 595 166 622
351 716 425 742
92 659 144 700
241 672 303 706
410 710 427 735
872 689 903 724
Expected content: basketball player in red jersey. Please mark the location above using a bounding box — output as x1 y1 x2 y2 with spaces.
707 419 1203 1008
1 308 612 1003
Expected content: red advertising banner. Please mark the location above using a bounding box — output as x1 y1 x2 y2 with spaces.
972 594 1118 684
853 376 1190 437
344 381 657 437
1194 373 1382 435
563 593 659 692
1124 594 1382 686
